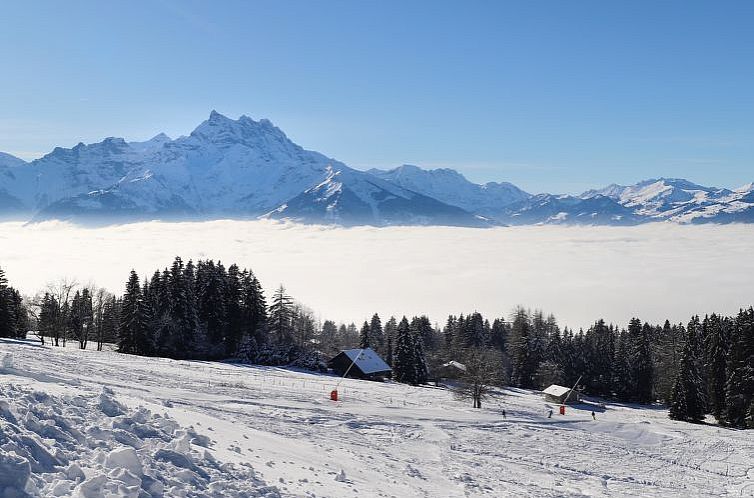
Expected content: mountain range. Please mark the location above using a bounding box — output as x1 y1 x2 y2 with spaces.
1 111 752 227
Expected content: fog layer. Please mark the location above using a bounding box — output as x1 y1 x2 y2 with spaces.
1 220 752 329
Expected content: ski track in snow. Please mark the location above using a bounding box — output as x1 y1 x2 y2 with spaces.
1 338 753 497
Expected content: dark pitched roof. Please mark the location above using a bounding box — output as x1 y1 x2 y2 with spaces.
337 348 391 374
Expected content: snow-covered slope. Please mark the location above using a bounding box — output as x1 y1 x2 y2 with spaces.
0 151 26 168
0 153 28 216
1 338 752 497
268 166 489 227
368 164 530 219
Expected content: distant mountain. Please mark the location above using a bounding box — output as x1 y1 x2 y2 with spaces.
368 165 530 219
268 166 488 227
499 194 645 226
0 153 29 216
0 152 25 168
12 111 485 227
580 178 753 224
1 113 752 227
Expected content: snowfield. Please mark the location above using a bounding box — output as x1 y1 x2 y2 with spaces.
1 339 753 497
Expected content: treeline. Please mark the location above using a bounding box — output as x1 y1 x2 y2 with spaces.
118 257 268 360
0 267 29 339
1 259 752 428
437 309 753 428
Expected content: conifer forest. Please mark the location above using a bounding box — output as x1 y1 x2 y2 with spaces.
1 259 752 428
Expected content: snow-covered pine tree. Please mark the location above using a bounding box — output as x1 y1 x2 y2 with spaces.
668 373 688 421
508 307 534 388
369 313 384 354
268 285 293 345
558 328 578 386
724 308 754 428
11 289 28 339
0 266 16 338
393 317 416 384
628 318 654 404
38 293 54 344
152 268 172 354
669 327 706 423
384 316 397 368
224 264 244 357
584 319 615 396
411 319 429 385
358 321 371 349
463 312 487 349
686 315 708 411
490 318 508 354
99 294 120 349
319 320 339 355
182 260 199 355
613 329 633 400
443 315 457 357
118 270 142 354
529 311 549 380
240 270 267 346
704 314 730 422
135 287 156 356
196 260 228 357
653 320 685 404
163 257 199 358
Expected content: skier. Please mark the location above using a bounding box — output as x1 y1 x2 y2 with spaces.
548 409 553 418
591 411 596 421
502 409 506 419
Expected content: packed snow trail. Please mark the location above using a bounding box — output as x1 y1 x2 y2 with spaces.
1 339 753 497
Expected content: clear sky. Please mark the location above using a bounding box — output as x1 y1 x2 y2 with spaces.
2 0 753 194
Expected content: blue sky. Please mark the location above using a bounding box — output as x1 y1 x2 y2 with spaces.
2 1 753 193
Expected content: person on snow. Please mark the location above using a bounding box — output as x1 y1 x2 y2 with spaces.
502 409 507 419
548 409 553 418
591 411 596 421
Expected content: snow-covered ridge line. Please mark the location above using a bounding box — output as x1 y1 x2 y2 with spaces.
0 112 752 226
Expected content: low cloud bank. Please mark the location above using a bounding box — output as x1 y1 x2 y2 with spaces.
2 220 753 329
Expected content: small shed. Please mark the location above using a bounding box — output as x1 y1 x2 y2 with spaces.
441 361 467 373
329 348 391 380
432 360 467 386
542 384 580 404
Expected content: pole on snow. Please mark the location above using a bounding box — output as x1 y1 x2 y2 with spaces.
560 374 582 415
330 349 364 401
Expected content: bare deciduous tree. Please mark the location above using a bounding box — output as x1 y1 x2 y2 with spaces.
45 278 78 347
454 348 504 409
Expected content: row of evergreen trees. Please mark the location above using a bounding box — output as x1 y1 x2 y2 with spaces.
2 259 752 428
668 310 754 428
118 257 268 359
0 267 28 339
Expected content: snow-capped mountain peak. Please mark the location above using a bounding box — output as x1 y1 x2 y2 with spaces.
187 111 294 153
1 113 752 226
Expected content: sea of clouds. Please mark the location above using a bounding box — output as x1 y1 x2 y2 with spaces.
1 220 752 330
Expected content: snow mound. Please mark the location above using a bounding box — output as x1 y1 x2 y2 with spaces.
0 384 279 497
